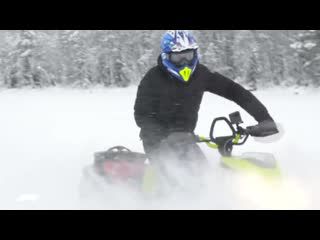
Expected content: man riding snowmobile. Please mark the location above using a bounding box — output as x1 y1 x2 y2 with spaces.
134 30 278 166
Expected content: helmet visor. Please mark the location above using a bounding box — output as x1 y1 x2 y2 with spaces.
169 50 196 67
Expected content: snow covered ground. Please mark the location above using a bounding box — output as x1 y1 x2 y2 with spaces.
0 86 319 210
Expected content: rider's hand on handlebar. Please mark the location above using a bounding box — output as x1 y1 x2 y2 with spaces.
246 120 279 137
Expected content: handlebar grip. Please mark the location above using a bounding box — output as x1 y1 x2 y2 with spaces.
255 129 279 137
246 121 279 137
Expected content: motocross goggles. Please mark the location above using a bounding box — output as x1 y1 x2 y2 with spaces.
169 50 196 67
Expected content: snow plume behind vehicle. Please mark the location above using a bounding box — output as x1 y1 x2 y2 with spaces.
233 174 311 210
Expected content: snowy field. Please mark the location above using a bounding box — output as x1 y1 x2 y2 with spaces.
0 86 319 210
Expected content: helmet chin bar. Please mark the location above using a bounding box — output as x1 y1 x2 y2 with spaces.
161 49 199 83
179 67 192 82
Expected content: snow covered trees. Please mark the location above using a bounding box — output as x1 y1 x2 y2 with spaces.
0 30 318 89
290 30 320 87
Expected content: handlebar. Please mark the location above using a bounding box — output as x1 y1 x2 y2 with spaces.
197 111 278 156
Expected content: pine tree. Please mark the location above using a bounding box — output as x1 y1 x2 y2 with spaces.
6 30 37 88
224 31 236 79
57 30 91 87
290 30 320 87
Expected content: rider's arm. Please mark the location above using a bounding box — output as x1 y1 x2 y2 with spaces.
134 69 165 140
202 66 274 123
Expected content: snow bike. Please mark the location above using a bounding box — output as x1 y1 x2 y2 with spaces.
197 111 281 180
79 111 281 201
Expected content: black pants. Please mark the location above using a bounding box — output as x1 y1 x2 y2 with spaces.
142 132 207 164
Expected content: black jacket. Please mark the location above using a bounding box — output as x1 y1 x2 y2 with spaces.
134 57 273 142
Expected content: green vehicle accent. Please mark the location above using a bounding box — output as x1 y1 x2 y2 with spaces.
142 165 157 194
221 156 281 180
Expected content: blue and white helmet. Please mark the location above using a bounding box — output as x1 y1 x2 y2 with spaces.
161 30 199 83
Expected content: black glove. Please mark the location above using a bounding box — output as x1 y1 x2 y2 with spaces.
247 120 279 137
